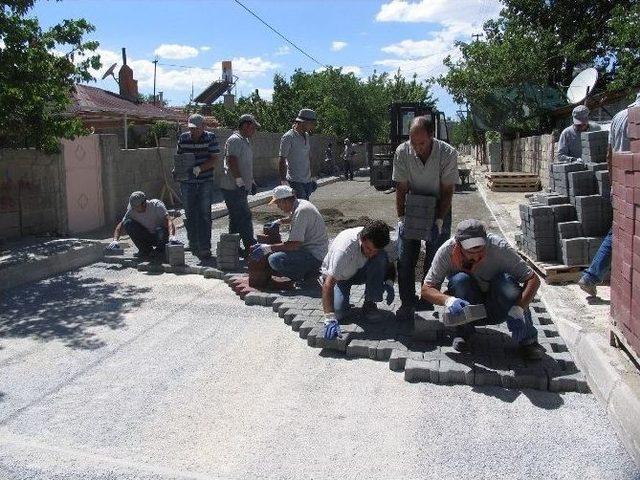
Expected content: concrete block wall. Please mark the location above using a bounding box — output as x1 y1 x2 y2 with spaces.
0 148 67 239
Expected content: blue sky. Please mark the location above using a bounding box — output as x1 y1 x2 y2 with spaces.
32 0 502 117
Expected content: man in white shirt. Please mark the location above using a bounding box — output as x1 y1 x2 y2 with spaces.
250 186 328 282
320 221 396 327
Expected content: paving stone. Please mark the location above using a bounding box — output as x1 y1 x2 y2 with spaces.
376 340 407 361
439 359 475 385
313 323 364 352
404 358 440 383
473 365 502 386
548 370 590 393
291 314 313 332
510 367 549 390
346 339 379 359
283 309 304 325
299 319 324 339
244 292 264 306
389 349 424 372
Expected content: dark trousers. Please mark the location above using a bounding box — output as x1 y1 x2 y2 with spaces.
221 187 256 249
343 160 354 180
123 219 168 255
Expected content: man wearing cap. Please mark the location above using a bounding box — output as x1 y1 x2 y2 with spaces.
320 220 397 326
109 191 176 258
421 219 543 359
556 105 602 164
279 108 317 200
250 185 329 282
578 92 640 297
177 113 220 259
220 114 260 255
394 115 460 322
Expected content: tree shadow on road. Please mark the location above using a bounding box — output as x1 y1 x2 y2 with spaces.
0 272 151 350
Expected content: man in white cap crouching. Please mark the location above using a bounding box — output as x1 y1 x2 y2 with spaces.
421 219 543 360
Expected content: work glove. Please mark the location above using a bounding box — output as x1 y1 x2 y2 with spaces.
323 313 341 340
445 297 469 316
251 182 258 195
192 166 201 177
384 280 395 305
397 217 405 238
506 305 528 343
249 243 272 261
264 220 280 230
429 218 444 242
106 240 121 250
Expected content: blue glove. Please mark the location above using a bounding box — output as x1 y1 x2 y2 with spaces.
445 297 469 316
323 314 341 340
264 221 280 231
384 281 395 305
249 243 272 261
506 305 527 343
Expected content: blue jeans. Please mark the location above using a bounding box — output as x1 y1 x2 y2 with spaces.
447 272 538 345
334 251 387 319
289 181 315 200
398 212 452 308
582 228 612 284
268 248 322 281
180 181 214 254
123 219 168 255
221 187 256 249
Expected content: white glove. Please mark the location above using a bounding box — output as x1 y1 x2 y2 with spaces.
107 240 120 250
169 235 178 243
508 305 525 320
235 177 245 188
324 313 337 325
435 218 444 235
192 166 201 177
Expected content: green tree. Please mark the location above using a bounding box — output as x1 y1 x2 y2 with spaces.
0 1 100 151
607 2 640 92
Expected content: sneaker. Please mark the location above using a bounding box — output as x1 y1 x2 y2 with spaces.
519 342 544 361
396 304 415 323
362 301 384 323
578 277 597 297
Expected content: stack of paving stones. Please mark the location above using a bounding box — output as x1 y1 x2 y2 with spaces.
519 204 557 261
581 130 609 163
403 193 436 240
610 106 640 355
216 233 241 271
165 243 185 266
551 163 587 197
568 170 596 202
249 224 281 289
172 153 196 182
597 170 611 198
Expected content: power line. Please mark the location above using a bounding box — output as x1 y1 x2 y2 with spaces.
233 0 327 69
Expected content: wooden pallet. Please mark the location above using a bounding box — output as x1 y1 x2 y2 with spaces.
489 182 541 192
485 172 540 179
517 249 585 284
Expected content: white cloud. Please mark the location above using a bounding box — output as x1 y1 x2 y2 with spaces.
230 56 279 79
342 65 362 76
200 46 211 52
331 41 348 52
376 0 501 25
154 43 199 60
256 88 274 101
274 45 291 56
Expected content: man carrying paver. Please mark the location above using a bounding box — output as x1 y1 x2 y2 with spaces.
578 93 640 297
220 113 260 256
109 191 176 258
394 115 460 322
177 113 220 259
250 185 328 283
556 105 602 163
279 108 317 200
320 221 397 334
342 138 354 181
421 219 543 359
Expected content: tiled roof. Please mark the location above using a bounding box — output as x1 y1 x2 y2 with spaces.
70 84 183 121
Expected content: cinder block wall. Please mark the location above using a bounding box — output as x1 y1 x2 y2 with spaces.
0 148 67 239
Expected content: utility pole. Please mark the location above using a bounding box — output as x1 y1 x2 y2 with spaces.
152 58 158 105
472 33 484 42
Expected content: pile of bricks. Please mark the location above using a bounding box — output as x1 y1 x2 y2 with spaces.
165 243 185 266
519 204 557 261
216 233 240 270
403 193 436 240
610 106 640 358
248 224 281 288
581 130 609 163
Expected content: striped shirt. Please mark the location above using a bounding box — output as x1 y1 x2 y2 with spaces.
177 130 220 182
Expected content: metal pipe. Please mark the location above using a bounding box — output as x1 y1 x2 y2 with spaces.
124 114 128 149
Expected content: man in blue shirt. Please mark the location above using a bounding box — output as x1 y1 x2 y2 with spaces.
177 114 220 259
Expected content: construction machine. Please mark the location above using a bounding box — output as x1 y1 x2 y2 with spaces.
368 103 450 191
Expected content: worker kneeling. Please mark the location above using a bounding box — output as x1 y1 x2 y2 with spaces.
251 186 329 283
320 221 396 336
421 219 544 360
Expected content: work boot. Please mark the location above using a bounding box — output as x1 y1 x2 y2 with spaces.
396 304 415 323
578 277 597 297
362 301 384 323
452 324 475 353
519 342 544 361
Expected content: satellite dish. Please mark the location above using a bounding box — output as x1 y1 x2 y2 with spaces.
566 68 598 104
101 63 118 81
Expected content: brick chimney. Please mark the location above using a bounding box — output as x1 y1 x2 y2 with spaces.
118 48 139 101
